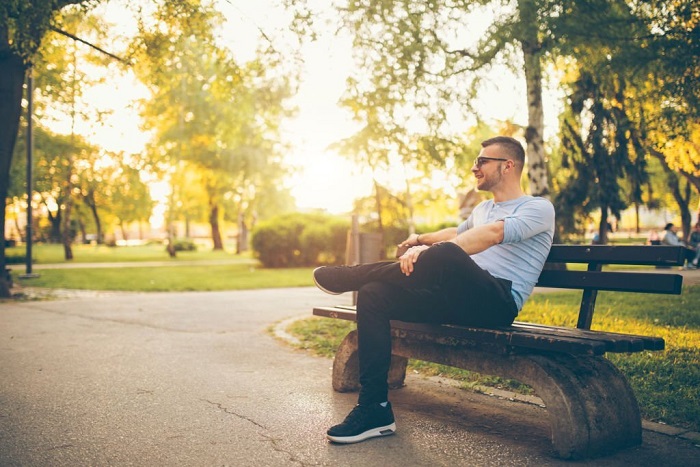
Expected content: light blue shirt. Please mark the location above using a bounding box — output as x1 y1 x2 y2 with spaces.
457 196 555 311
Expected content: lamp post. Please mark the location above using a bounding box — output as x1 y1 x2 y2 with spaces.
20 67 39 279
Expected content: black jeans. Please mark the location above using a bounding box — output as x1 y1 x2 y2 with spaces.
353 242 518 405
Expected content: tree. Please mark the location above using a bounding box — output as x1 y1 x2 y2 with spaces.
1 0 97 295
288 0 563 208
547 0 699 240
107 161 153 240
555 71 638 243
132 0 294 252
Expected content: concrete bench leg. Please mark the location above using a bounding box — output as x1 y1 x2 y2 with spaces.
521 353 642 459
331 330 408 392
390 337 642 459
330 329 640 459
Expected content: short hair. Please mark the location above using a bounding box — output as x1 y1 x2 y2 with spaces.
481 136 526 169
664 223 674 231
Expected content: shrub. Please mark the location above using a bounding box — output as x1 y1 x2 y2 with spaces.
172 239 197 252
5 250 29 264
252 213 349 268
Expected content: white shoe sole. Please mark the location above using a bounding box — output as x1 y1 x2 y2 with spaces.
326 422 396 444
313 267 342 295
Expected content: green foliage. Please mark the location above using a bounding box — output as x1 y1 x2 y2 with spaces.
171 239 196 252
1 1 97 63
554 71 638 240
251 212 350 268
4 249 28 264
130 0 296 240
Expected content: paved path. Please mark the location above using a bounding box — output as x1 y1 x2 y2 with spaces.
1 287 698 466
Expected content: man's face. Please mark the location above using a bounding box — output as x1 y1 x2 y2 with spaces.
471 146 506 192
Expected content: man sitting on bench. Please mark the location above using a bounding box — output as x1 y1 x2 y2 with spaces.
313 136 556 444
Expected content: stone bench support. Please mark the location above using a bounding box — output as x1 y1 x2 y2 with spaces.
331 329 642 459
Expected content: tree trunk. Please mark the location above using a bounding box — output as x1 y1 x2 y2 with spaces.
598 206 609 245
519 4 550 198
0 49 27 297
237 211 248 254
403 166 416 235
62 182 74 260
373 178 384 234
44 204 62 243
166 222 177 257
87 199 103 244
78 218 87 244
209 203 223 250
664 163 692 241
679 181 692 241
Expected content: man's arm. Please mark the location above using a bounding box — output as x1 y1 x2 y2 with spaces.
396 227 458 257
450 221 504 254
398 222 504 275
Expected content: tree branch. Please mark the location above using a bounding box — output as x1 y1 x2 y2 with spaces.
49 26 129 64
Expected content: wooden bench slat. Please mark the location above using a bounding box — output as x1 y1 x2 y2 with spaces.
511 322 664 351
537 270 683 294
546 245 686 266
509 323 644 352
314 306 630 356
313 306 665 352
394 320 610 355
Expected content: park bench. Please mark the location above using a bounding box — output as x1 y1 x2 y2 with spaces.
312 245 686 459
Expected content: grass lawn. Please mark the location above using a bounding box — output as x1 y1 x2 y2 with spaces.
287 286 700 432
13 264 315 291
6 243 313 291
5 243 254 264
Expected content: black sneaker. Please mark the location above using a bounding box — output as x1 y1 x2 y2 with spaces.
326 403 396 444
313 266 363 295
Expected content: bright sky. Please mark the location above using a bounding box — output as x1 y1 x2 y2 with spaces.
75 0 561 215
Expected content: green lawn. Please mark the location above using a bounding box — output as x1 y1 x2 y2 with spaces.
6 242 253 264
7 243 313 291
14 264 314 291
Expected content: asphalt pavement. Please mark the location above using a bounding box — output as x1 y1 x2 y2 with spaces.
1 286 698 466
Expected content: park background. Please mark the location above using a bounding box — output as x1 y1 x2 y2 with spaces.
1 0 698 264
0 0 698 435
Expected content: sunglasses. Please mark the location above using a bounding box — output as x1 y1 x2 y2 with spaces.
473 156 509 168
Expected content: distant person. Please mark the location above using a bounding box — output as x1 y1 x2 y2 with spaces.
688 222 700 269
661 223 696 269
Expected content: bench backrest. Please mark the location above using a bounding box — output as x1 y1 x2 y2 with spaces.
538 245 685 329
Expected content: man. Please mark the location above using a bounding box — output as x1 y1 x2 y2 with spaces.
313 136 555 444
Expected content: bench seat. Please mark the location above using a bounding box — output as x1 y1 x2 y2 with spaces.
313 305 665 356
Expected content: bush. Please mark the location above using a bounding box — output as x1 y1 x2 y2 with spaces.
251 213 349 268
171 239 197 252
4 246 34 265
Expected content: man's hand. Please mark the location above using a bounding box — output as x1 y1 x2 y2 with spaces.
399 245 429 275
396 233 421 258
